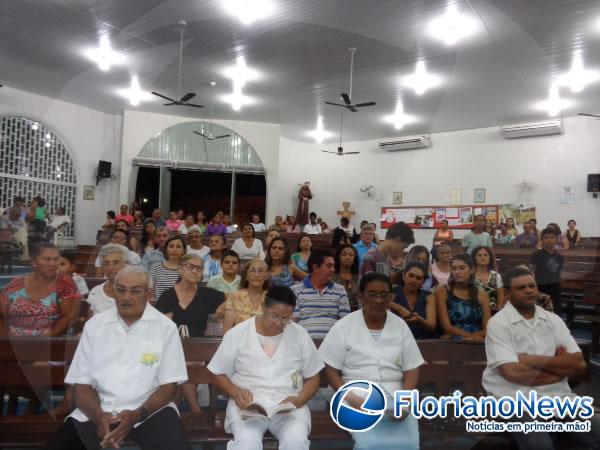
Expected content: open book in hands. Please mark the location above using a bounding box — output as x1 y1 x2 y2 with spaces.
240 396 296 420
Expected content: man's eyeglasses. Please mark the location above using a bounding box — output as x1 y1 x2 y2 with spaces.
364 291 393 300
183 263 203 272
115 286 149 296
263 312 293 324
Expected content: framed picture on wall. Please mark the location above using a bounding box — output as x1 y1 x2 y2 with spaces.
474 188 486 203
83 185 95 201
450 189 462 205
393 191 403 205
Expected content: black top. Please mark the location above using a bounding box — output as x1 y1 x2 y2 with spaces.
156 286 225 337
530 249 564 286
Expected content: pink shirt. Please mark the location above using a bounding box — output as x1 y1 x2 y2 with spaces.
431 263 451 286
115 214 134 225
166 219 182 232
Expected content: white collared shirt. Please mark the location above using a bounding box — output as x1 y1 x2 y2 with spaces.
303 223 322 235
66 304 188 423
85 282 115 315
483 301 581 398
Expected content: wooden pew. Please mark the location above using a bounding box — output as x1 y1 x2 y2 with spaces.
0 338 591 450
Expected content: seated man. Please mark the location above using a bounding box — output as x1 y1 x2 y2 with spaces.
46 265 190 450
319 273 423 450
208 285 324 450
483 267 599 450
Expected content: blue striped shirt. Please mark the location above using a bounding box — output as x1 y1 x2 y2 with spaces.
292 277 351 339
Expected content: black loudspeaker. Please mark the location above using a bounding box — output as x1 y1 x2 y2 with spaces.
587 174 600 193
96 160 112 184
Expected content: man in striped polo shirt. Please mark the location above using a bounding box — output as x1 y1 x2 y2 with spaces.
292 248 351 339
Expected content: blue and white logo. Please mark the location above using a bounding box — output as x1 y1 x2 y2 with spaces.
330 380 387 432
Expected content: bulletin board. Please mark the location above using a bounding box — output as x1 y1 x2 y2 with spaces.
380 205 500 229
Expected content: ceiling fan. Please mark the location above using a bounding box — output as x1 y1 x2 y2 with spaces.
325 48 376 112
578 112 600 118
321 111 360 156
194 82 231 140
151 21 204 109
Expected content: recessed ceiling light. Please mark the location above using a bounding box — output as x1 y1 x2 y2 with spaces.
221 85 255 111
402 61 444 95
383 99 416 129
45 142 51 148
557 50 599 94
118 76 153 106
31 122 39 131
426 2 478 46
45 133 51 140
306 116 334 143
223 0 275 25
535 82 573 117
84 34 126 71
223 56 260 87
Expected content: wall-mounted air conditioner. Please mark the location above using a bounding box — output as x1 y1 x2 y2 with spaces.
500 119 563 139
378 136 432 151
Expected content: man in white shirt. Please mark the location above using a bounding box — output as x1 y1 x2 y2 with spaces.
319 272 423 450
302 212 321 235
208 285 324 450
45 265 190 450
483 267 598 450
87 243 128 316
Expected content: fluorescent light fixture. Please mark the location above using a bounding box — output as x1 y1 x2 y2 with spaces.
535 83 573 117
84 34 125 71
426 2 478 46
223 0 274 25
223 56 260 87
221 85 254 111
306 116 334 143
402 61 444 95
557 50 599 94
118 76 153 106
383 100 417 129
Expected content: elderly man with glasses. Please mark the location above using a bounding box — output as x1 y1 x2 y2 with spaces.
46 265 190 450
208 285 324 450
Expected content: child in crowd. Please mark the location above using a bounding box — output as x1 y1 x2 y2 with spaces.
58 250 89 299
530 227 564 314
207 250 241 295
102 210 115 229
166 210 182 232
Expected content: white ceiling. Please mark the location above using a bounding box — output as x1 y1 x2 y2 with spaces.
2 0 600 142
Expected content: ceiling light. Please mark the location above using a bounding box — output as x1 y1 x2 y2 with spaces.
84 34 125 71
223 56 260 87
31 122 39 131
383 100 416 130
306 116 334 143
118 76 152 106
45 133 51 140
557 50 599 94
223 0 274 25
426 2 478 46
45 142 51 148
221 85 254 111
535 83 573 117
402 61 444 95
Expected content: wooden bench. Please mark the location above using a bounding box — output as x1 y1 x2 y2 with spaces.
0 338 591 449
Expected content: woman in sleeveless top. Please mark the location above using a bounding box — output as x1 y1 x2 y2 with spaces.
265 237 307 287
435 253 491 340
566 219 580 248
471 246 505 309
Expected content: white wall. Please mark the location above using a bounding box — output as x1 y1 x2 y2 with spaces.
120 110 281 223
0 86 123 245
278 117 600 248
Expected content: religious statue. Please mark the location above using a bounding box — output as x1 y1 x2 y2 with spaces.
296 182 313 226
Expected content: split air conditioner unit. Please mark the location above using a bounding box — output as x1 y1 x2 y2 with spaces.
500 119 563 139
378 135 432 151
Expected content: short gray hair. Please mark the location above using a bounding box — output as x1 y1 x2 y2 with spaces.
114 265 153 289
99 243 129 261
187 225 201 234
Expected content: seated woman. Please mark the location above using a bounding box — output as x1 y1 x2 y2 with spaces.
291 233 312 272
319 273 423 450
406 245 433 291
263 228 281 251
431 243 451 287
0 243 79 336
471 246 505 309
505 217 518 237
186 225 210 258
435 253 491 341
432 219 453 251
149 235 186 300
494 222 514 246
165 210 182 233
332 244 360 310
139 220 156 255
391 262 436 339
265 237 307 287
177 214 195 235
222 259 271 333
202 234 227 282
231 222 264 261
566 219 581 248
285 215 300 233
207 250 241 295
86 244 127 316
196 211 207 234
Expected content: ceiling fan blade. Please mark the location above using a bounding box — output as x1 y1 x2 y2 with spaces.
321 150 337 154
344 152 360 155
347 106 358 112
325 101 346 107
180 92 196 102
163 102 176 106
341 93 352 105
214 134 231 139
578 113 600 118
183 103 204 108
151 91 176 102
193 131 209 138
355 101 376 108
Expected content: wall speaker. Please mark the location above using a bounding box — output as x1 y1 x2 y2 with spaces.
587 174 600 193
96 160 112 184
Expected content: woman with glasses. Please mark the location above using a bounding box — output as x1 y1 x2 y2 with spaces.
319 272 424 450
149 236 186 300
391 262 436 339
265 237 307 288
157 254 225 411
222 259 271 333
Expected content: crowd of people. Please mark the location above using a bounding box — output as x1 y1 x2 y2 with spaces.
0 199 594 450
